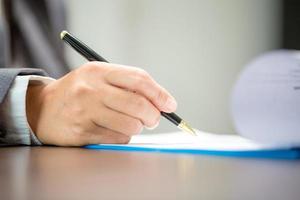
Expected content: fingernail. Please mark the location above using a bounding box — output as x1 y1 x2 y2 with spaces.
165 97 177 111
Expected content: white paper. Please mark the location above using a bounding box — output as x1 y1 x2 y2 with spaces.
120 130 290 151
231 50 300 146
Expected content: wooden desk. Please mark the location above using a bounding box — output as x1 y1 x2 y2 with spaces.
0 147 299 200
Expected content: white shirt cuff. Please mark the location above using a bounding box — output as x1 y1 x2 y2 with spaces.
0 75 54 145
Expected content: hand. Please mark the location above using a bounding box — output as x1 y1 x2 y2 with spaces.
26 62 177 146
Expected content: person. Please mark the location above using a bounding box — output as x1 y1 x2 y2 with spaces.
0 0 177 146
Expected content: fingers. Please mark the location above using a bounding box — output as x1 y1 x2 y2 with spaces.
87 126 131 144
92 106 143 137
103 63 177 113
102 84 160 128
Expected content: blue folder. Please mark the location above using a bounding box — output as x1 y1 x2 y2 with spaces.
85 144 300 159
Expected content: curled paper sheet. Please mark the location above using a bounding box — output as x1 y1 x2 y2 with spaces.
231 50 300 146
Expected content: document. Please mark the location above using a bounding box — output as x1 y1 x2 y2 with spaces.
231 50 300 146
86 130 300 159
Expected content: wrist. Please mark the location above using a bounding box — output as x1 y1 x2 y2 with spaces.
26 84 46 137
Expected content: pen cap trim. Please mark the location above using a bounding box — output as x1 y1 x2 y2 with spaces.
60 30 68 39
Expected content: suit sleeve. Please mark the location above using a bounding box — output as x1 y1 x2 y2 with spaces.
0 68 47 103
0 68 50 145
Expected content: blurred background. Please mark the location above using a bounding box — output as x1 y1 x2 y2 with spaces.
64 0 291 135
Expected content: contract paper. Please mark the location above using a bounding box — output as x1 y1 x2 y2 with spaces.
86 131 300 159
231 50 300 146
128 131 285 151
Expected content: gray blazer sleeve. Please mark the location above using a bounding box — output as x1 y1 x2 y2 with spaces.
0 68 48 145
0 68 47 103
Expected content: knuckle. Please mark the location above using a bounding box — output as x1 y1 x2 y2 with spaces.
117 136 131 144
71 82 92 97
77 62 105 76
132 96 147 110
103 69 113 80
81 62 101 72
127 119 143 135
156 89 168 108
133 69 151 85
149 110 161 127
135 68 149 78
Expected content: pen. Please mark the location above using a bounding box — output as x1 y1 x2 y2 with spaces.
60 30 196 135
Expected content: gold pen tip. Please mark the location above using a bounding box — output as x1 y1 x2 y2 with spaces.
60 30 68 40
178 120 197 136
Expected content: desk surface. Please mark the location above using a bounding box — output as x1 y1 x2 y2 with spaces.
0 147 300 200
